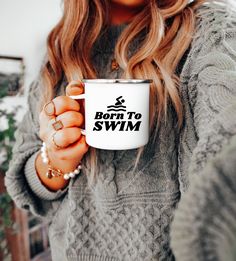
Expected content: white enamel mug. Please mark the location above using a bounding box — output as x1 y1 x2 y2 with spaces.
69 79 152 150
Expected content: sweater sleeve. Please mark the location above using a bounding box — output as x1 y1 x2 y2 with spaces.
4 78 68 219
170 4 236 261
178 3 236 189
170 136 236 261
186 31 236 181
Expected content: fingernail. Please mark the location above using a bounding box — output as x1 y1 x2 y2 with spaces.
70 81 84 88
71 85 83 90
44 102 55 116
69 87 83 95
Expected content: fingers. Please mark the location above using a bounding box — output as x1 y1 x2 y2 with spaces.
65 80 84 96
52 96 81 115
39 80 86 146
41 80 84 119
55 135 89 160
50 127 83 149
53 111 84 129
40 96 80 125
66 80 85 125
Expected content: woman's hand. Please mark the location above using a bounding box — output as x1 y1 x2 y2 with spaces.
36 81 89 191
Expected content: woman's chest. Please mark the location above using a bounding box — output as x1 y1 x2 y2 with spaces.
83 43 182 198
79 107 180 202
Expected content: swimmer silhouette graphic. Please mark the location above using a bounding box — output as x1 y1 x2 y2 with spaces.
115 96 125 105
107 96 127 112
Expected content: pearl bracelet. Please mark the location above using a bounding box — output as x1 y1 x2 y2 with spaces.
41 142 82 180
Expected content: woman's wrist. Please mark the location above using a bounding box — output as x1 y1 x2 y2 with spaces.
35 151 69 191
41 142 82 180
47 147 82 175
35 142 83 192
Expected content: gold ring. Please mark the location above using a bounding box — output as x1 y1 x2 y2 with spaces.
52 119 64 131
43 101 56 116
52 132 63 149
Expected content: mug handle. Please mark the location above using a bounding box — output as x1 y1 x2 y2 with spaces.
69 94 86 135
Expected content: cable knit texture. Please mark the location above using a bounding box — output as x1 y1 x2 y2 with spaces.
170 2 236 261
4 2 236 261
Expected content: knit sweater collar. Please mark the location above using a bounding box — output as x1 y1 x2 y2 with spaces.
92 22 142 55
91 21 190 76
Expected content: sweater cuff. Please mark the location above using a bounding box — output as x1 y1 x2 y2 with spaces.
24 150 68 201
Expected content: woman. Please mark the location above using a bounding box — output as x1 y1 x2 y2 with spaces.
5 0 236 260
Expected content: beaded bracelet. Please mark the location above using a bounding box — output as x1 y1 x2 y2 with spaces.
40 142 82 180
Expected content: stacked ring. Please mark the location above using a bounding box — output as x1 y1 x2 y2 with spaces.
52 132 64 149
43 101 56 116
52 118 64 131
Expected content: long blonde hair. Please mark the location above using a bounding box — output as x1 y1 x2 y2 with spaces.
39 0 216 186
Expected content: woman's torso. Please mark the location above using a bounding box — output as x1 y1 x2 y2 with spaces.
48 22 190 261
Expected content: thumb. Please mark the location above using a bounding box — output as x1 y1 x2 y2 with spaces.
66 80 85 96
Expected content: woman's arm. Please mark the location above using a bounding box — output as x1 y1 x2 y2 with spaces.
177 6 236 192
4 78 68 219
187 47 236 179
170 6 236 260
171 136 236 261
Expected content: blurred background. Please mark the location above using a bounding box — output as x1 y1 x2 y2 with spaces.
0 0 236 261
0 1 61 260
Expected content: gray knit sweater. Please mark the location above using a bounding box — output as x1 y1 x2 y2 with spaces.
4 2 236 261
